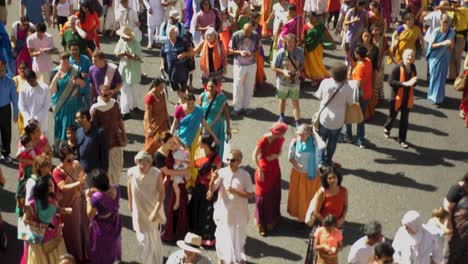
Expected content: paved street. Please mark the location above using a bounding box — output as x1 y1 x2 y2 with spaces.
1 2 467 264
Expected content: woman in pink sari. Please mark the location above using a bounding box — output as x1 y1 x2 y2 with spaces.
271 5 303 60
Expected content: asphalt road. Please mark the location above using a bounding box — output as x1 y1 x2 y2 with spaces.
1 2 467 264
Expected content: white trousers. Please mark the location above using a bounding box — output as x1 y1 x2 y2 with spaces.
108 147 123 185
215 223 247 264
232 63 257 111
120 83 140 114
148 25 161 45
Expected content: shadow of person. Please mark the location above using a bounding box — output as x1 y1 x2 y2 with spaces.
244 235 303 262
342 168 437 192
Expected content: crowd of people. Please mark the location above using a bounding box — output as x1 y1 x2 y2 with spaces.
0 0 467 263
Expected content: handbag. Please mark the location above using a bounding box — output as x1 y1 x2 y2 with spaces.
454 74 466 92
305 188 325 227
345 81 364 124
17 218 46 244
312 82 346 132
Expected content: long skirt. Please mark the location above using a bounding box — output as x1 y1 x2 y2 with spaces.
287 169 321 223
365 70 380 120
255 178 281 230
27 237 67 264
304 45 331 82
428 56 450 104
62 196 89 262
188 183 217 246
255 51 266 89
89 215 122 263
215 223 247 263
219 30 230 55
161 181 189 242
461 72 468 127
104 1 119 31
136 225 163 264
304 223 320 264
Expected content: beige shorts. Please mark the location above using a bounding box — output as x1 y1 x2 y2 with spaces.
0 6 7 25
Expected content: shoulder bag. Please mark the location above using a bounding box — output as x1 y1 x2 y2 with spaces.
345 81 364 124
312 82 346 132
454 73 466 92
305 187 325 226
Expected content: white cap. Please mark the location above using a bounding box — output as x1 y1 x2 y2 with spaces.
169 9 180 19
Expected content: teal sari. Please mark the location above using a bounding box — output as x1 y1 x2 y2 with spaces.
178 106 204 147
52 66 84 147
201 92 227 159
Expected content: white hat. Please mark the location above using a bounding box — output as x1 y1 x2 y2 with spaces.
169 9 180 20
176 233 203 254
117 26 136 39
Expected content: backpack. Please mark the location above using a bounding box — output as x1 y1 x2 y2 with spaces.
15 174 40 217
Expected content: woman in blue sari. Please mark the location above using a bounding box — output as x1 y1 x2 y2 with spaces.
426 14 455 106
0 21 16 76
50 53 86 150
198 79 232 160
170 93 220 188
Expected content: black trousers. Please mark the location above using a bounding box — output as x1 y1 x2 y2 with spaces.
384 100 410 142
0 104 12 156
328 11 340 29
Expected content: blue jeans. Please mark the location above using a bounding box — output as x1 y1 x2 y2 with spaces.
318 125 342 166
346 99 369 145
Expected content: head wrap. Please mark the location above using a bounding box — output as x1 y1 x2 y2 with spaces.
402 210 423 233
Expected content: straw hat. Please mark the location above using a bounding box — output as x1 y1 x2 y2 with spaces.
117 26 135 39
176 233 203 254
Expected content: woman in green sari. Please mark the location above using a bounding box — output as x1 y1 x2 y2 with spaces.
50 53 86 150
198 79 232 160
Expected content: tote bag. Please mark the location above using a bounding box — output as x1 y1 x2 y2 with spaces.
345 80 364 124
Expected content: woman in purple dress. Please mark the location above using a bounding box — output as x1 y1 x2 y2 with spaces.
86 169 122 264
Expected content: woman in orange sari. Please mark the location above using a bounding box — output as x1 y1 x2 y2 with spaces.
260 0 275 37
389 13 424 64
252 122 287 236
252 13 266 90
143 78 170 156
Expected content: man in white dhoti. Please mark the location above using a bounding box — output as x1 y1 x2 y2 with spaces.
207 149 254 264
392 210 442 264
18 70 51 134
127 151 166 264
117 0 142 42
143 0 165 49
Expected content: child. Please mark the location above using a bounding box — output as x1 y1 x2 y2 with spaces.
184 31 196 91
59 125 78 154
16 134 37 179
424 207 448 254
219 9 232 55
172 143 189 210
314 215 343 264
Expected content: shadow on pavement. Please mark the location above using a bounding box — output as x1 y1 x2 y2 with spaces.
370 144 466 167
127 133 146 144
0 188 16 214
123 150 139 169
265 216 309 239
342 168 437 192
245 235 303 261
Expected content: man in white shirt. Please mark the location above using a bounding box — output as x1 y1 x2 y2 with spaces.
348 221 384 264
18 70 51 134
26 22 55 84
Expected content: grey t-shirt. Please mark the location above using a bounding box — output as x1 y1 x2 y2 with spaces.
229 30 260 66
314 78 354 130
273 47 304 87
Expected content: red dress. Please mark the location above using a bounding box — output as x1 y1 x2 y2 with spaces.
254 136 285 228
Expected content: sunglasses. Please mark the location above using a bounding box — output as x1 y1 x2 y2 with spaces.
227 158 237 163
19 67 26 70
102 93 112 98
65 158 74 163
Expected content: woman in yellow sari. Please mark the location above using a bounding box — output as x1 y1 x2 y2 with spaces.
303 12 334 85
389 13 424 64
13 61 29 135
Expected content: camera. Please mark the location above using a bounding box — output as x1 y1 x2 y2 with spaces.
289 71 296 84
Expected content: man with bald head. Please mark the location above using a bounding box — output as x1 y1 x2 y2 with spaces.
229 21 260 117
